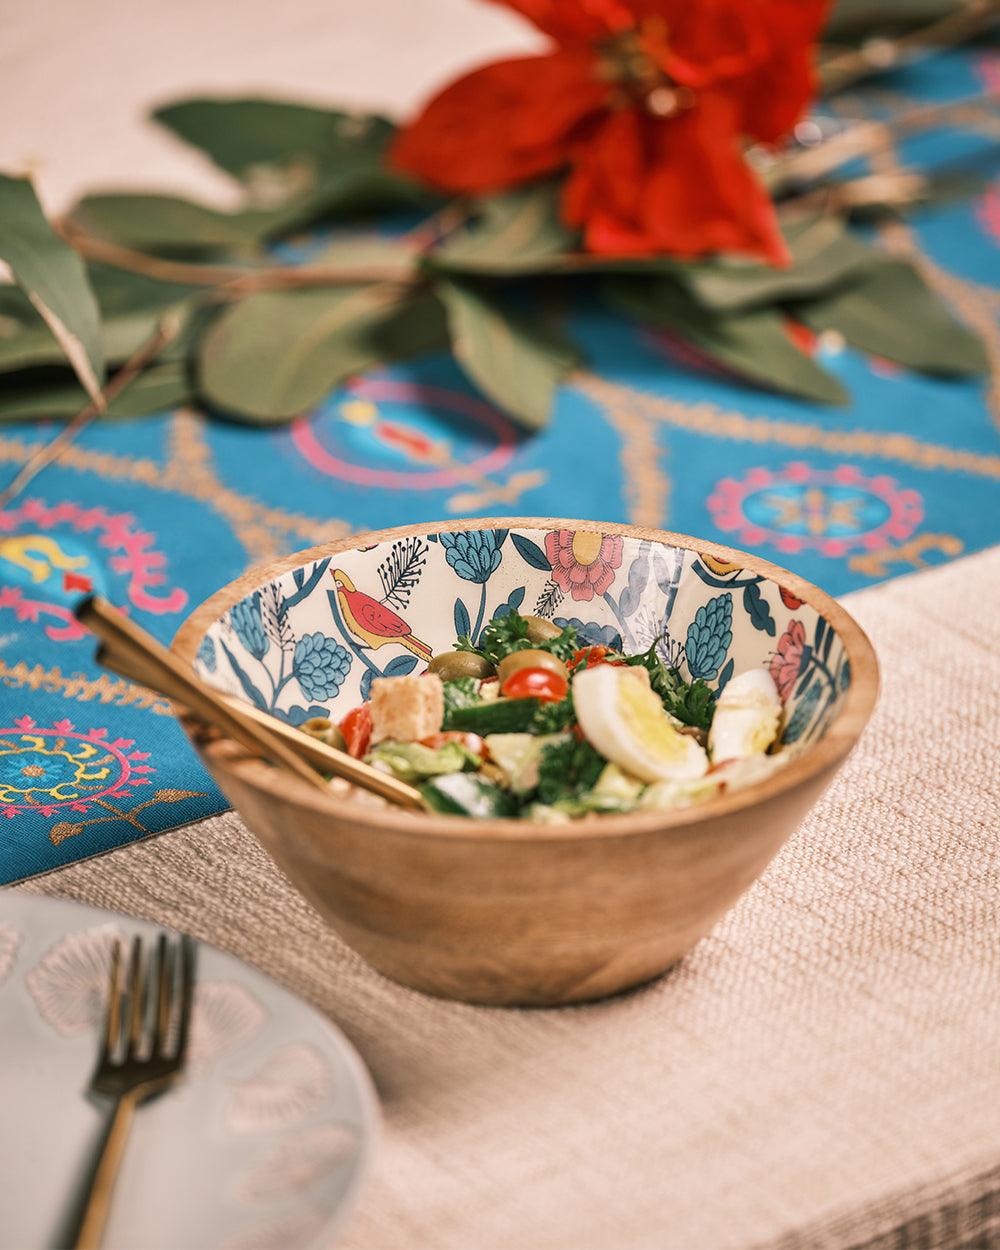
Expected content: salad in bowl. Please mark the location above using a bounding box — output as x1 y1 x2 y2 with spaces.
300 608 792 820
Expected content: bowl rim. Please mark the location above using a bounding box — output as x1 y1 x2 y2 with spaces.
172 517 879 842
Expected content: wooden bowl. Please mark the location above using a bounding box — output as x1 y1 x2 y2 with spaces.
173 519 878 1006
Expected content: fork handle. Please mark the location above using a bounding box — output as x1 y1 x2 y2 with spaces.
71 1092 138 1250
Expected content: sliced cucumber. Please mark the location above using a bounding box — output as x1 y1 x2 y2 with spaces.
420 773 520 818
444 697 541 735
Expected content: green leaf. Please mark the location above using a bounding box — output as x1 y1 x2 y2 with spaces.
197 284 444 422
308 166 434 218
153 97 396 182
0 359 190 422
68 193 291 255
0 174 105 403
675 214 871 311
430 183 579 275
795 257 988 376
308 234 419 273
436 277 579 429
0 263 199 377
606 277 849 405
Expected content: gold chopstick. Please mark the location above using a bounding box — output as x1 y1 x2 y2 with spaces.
76 596 424 810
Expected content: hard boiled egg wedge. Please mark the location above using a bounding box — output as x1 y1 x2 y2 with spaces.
573 664 709 784
708 668 781 763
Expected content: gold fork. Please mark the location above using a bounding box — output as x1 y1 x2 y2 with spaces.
70 933 196 1250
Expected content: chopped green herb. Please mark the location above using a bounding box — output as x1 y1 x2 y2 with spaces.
536 736 606 805
530 693 575 734
456 611 577 667
624 642 715 730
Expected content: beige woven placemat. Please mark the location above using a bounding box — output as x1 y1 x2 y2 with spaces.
14 549 1000 1250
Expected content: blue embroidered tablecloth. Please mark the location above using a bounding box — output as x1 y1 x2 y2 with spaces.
2 49 999 883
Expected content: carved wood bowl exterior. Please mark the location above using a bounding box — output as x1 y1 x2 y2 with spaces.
172 519 879 1007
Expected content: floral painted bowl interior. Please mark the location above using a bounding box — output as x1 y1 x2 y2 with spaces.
192 523 849 760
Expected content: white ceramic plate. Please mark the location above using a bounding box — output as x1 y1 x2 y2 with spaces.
0 892 377 1250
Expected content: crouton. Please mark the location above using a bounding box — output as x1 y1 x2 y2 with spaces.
369 672 444 745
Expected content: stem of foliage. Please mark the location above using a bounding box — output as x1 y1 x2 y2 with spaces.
782 170 929 214
0 313 183 508
818 0 1000 96
767 92 999 193
57 203 473 297
58 222 419 292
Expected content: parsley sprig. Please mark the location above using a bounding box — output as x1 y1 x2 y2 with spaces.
536 737 606 805
623 641 715 730
456 612 577 667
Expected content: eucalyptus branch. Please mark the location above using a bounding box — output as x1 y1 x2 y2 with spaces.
56 200 474 297
782 169 930 213
0 313 183 508
58 221 419 292
819 0 1000 96
766 91 999 193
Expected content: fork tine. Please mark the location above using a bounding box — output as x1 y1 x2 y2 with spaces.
174 935 196 1062
125 935 145 1057
154 933 171 1056
100 939 123 1062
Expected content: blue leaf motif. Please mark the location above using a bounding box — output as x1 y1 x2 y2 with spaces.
492 586 527 621
196 635 217 673
220 640 268 711
715 657 735 697
511 534 551 571
229 592 268 660
794 645 815 696
814 617 827 652
618 549 650 619
742 582 776 636
838 657 851 691
383 655 418 678
283 558 331 611
439 530 503 583
555 618 622 650
360 668 374 702
292 632 351 701
454 598 471 638
684 593 733 680
783 681 822 744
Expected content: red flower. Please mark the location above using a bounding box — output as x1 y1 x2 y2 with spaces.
545 529 624 601
391 0 829 263
770 618 806 701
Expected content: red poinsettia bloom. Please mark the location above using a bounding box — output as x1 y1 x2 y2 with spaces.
391 0 829 263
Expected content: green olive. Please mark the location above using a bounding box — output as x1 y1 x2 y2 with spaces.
521 615 563 643
301 717 347 752
427 651 495 680
497 648 568 686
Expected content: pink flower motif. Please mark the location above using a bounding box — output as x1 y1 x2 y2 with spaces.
770 619 806 702
976 183 1000 245
544 530 624 603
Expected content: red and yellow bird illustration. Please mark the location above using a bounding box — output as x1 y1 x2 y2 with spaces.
331 569 433 660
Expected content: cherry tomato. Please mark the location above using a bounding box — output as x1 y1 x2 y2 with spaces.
338 704 372 758
571 645 611 669
420 731 488 759
570 645 627 671
501 667 568 703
